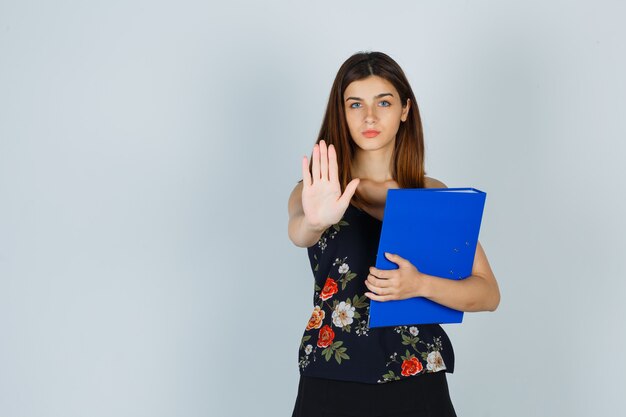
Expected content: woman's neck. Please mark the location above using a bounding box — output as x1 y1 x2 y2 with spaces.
351 146 394 183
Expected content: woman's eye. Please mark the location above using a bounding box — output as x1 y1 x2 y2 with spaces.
350 102 362 109
379 100 391 107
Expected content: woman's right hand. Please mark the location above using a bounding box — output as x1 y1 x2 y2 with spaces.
301 139 360 232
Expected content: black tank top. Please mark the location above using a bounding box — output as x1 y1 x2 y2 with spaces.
297 202 455 384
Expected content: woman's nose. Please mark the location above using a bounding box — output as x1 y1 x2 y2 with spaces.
365 106 377 124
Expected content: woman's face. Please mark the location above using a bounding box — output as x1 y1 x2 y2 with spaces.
343 75 410 152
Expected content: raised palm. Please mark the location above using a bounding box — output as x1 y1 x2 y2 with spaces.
301 139 360 230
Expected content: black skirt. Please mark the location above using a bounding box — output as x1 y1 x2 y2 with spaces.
291 372 457 417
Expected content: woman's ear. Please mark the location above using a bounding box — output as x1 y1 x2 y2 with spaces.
401 98 411 122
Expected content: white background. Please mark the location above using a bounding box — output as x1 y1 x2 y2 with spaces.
1 1 625 416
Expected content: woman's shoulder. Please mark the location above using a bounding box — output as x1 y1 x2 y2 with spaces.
423 176 448 189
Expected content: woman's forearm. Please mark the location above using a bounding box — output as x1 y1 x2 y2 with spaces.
416 272 500 313
288 214 328 248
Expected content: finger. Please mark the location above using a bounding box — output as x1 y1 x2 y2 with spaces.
366 274 391 287
365 279 390 294
328 144 339 184
339 178 360 207
301 155 311 188
311 143 320 182
320 140 328 181
384 252 409 267
369 267 392 280
367 274 390 288
365 292 390 302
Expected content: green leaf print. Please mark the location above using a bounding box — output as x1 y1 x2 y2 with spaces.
400 349 414 361
352 295 369 309
382 370 400 381
300 335 311 349
322 341 350 364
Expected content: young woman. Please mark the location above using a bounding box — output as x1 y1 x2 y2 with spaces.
288 51 500 417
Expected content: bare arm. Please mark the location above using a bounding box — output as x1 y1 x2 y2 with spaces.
287 181 327 248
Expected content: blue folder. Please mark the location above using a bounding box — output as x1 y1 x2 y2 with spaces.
368 188 486 328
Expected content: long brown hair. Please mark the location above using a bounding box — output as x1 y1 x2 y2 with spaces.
306 51 426 208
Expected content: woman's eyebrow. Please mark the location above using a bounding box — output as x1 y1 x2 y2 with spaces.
345 93 394 101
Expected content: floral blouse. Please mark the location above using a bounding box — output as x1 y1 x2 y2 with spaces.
297 202 454 384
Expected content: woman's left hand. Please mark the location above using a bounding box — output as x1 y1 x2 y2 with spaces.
364 252 423 302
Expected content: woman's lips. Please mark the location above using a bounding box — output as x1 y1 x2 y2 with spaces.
362 130 380 138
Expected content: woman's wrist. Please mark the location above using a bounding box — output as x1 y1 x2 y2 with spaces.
301 215 328 234
412 272 432 299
